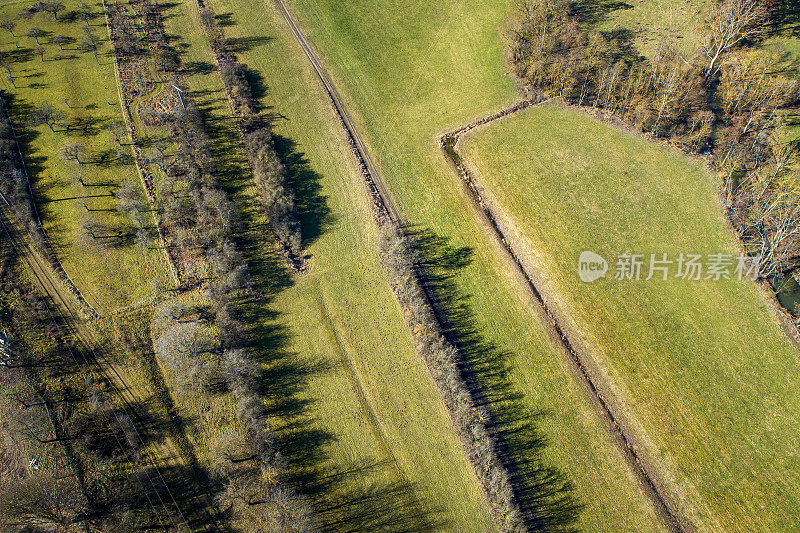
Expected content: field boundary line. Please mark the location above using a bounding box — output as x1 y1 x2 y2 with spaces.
440 101 691 532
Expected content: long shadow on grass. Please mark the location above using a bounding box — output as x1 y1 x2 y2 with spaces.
111 316 233 532
162 1 439 522
187 82 437 533
407 227 583 532
67 335 233 531
272 133 332 247
570 0 633 26
771 0 800 37
217 135 438 531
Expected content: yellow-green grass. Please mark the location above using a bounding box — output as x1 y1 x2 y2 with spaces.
153 0 501 529
0 0 171 311
265 0 666 530
461 103 800 530
597 0 708 59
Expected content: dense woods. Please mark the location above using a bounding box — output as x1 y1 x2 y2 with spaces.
509 0 714 150
509 0 800 280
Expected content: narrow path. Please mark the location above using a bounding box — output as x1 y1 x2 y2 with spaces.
272 2 689 531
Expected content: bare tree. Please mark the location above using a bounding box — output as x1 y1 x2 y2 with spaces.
77 1 91 21
51 34 68 49
34 45 45 62
155 320 221 393
704 0 770 79
61 143 87 164
25 27 45 45
0 21 15 37
43 1 65 20
30 104 65 132
79 26 100 60
106 119 127 146
0 475 87 531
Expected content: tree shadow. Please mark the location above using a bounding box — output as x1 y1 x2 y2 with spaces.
226 35 272 54
570 0 633 26
101 314 231 531
407 227 583 532
2 47 36 64
272 134 333 248
312 462 442 532
2 93 47 203
770 0 800 37
184 60 217 75
242 64 267 104
213 12 236 28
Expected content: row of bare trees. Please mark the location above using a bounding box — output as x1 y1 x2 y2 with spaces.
198 7 303 263
103 0 317 526
154 93 317 530
719 46 800 277
378 225 528 533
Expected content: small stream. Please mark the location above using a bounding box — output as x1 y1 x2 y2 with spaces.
770 272 800 316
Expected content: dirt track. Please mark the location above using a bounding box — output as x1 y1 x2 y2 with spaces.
273 1 691 530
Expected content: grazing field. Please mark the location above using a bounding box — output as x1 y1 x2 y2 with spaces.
0 0 171 311
154 0 500 529
461 103 800 531
272 0 667 530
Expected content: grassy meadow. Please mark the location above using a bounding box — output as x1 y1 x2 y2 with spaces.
461 104 800 530
0 0 171 311
263 0 668 530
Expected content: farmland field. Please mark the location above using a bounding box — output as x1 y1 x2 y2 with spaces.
0 0 171 311
264 0 668 530
2 0 797 530
460 103 800 530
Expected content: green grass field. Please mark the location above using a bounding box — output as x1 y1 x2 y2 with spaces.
461 104 800 530
0 0 171 311
150 0 503 529
263 0 668 529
